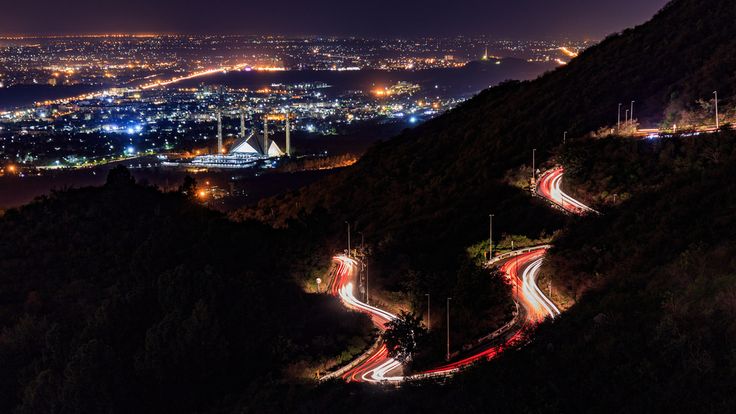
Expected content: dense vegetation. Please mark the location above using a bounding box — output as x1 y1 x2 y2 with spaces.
237 0 736 342
4 0 736 412
245 0 736 230
231 0 736 407
237 132 736 414
0 167 372 413
559 128 736 206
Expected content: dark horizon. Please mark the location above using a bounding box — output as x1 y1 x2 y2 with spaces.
2 0 669 40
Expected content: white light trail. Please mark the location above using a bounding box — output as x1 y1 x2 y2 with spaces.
550 172 593 213
521 258 560 320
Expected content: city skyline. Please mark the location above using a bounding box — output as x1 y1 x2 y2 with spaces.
2 0 668 40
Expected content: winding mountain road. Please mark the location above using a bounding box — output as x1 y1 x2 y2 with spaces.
536 167 596 214
322 166 588 383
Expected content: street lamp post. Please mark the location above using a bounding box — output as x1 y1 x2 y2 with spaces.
489 214 494 261
365 261 369 304
345 221 351 257
446 297 452 361
625 109 629 124
617 103 622 130
714 91 720 130
357 231 366 298
532 148 537 183
515 256 519 298
563 131 567 144
630 101 635 123
425 293 431 331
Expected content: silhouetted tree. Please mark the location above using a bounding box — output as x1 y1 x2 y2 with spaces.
178 175 197 199
383 311 427 363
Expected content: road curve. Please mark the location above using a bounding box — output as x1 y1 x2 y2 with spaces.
323 247 560 382
323 166 595 383
323 256 402 383
412 247 558 380
536 167 596 214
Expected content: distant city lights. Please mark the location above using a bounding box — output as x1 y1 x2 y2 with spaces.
0 35 590 169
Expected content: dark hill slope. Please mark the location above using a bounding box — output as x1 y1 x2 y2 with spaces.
240 0 736 287
0 168 372 413
237 134 736 414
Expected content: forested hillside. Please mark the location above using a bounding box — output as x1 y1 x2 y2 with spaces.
247 0 736 224
4 0 736 412
237 0 736 330
240 129 736 414
558 129 736 207
0 167 372 413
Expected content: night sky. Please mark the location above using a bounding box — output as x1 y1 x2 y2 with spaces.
3 0 669 39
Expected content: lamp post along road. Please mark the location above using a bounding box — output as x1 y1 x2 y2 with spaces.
489 214 494 261
425 293 431 331
357 231 366 298
446 297 452 361
345 221 351 257
365 262 369 304
617 103 622 130
714 91 720 130
515 256 519 297
630 101 635 123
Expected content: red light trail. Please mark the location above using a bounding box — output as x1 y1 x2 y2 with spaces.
536 167 596 214
322 166 594 383
324 247 558 382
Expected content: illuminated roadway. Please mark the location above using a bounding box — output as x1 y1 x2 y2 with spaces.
536 167 596 214
322 165 593 383
323 256 402 382
323 247 560 383
412 247 558 380
26 63 287 108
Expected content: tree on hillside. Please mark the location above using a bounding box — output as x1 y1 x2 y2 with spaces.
383 311 427 363
178 175 197 199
